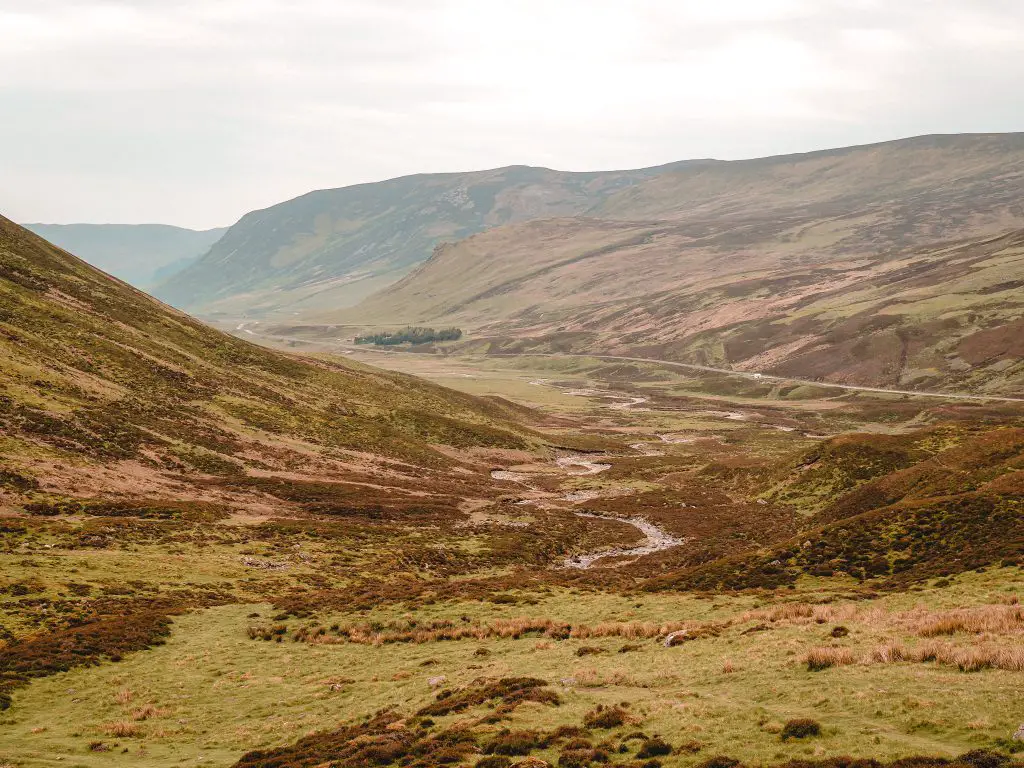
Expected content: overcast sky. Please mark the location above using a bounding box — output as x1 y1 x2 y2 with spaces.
3 0 1024 229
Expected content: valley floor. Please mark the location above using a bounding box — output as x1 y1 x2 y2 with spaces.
2 348 1022 767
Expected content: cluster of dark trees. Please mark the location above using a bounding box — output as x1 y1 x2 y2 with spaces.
354 326 463 346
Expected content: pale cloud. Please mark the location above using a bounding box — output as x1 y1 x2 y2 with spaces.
1 0 1023 228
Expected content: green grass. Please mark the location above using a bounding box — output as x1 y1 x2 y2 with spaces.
2 570 1021 767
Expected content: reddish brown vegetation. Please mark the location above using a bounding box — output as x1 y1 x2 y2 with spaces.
417 677 559 717
232 704 600 768
0 610 171 710
233 710 478 768
583 705 630 729
645 426 1024 592
957 318 1024 365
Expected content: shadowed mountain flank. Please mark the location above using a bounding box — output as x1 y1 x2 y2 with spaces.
154 161 706 318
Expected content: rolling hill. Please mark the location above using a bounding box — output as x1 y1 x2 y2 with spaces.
340 134 1024 395
0 215 537 513
152 161 706 319
23 222 227 289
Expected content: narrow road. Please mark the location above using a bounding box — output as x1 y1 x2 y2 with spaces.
489 352 1024 404
232 328 1022 404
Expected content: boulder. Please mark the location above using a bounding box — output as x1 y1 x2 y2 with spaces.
663 629 691 647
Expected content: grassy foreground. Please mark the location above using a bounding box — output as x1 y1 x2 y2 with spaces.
1 570 1021 766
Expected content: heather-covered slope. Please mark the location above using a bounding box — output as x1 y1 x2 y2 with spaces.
344 135 1024 395
651 425 1024 591
594 132 1024 236
0 215 534 508
2 284 1021 763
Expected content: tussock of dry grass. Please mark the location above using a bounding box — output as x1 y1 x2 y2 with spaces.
868 640 1024 672
804 646 857 671
130 704 167 721
281 616 719 646
744 600 1024 637
913 605 1024 637
101 720 142 737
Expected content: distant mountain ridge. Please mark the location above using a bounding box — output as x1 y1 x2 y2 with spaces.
338 133 1024 395
152 161 711 318
23 222 227 289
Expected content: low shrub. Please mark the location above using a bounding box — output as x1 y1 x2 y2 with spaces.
418 678 558 717
234 712 479 768
584 705 629 729
637 737 673 758
559 747 610 767
781 719 821 740
484 730 543 756
697 758 740 768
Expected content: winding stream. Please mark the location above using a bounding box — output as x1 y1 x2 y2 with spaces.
490 450 685 569
564 513 687 569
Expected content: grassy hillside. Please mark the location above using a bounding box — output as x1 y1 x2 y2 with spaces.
341 134 1024 395
593 133 1024 238
154 162 701 320
23 222 226 289
0 215 544 497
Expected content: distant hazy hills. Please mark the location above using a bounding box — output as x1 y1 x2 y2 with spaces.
153 161 708 318
23 222 227 289
340 133 1024 395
